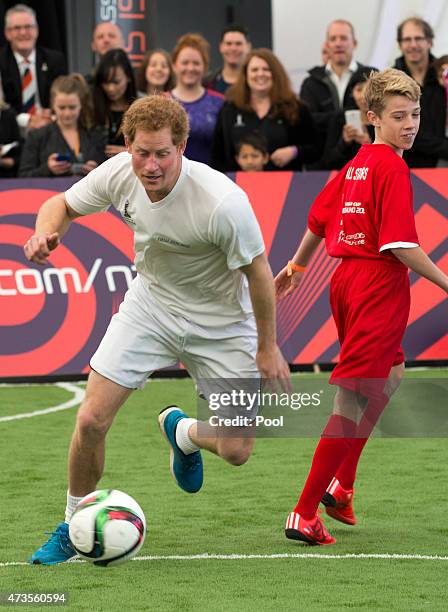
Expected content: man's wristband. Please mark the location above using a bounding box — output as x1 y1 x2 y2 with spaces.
287 261 306 276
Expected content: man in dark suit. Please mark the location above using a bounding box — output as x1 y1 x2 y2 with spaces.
0 3 67 130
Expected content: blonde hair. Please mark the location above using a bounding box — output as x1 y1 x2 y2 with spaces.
121 94 189 145
364 68 420 116
172 33 210 73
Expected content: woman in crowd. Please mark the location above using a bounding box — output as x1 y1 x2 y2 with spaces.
211 48 321 172
315 72 375 170
0 96 20 178
93 48 137 157
136 49 175 96
19 74 105 177
171 33 224 163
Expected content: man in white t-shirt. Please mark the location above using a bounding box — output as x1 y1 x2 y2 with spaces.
25 95 290 565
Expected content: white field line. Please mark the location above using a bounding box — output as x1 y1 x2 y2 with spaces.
0 383 85 423
2 552 448 567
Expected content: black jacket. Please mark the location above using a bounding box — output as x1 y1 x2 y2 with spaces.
394 55 448 167
210 100 321 172
0 44 67 113
0 107 21 177
313 110 375 170
300 62 377 136
19 122 105 177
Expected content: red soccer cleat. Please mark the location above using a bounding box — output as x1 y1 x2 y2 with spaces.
285 511 336 545
322 477 357 525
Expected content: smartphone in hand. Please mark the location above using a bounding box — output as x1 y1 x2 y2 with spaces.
55 153 70 162
344 110 362 133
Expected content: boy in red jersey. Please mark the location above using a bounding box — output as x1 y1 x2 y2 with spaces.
275 68 448 545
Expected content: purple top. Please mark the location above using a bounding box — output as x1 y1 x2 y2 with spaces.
174 89 224 164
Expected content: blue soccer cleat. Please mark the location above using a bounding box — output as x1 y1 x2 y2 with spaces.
30 521 77 565
158 406 203 493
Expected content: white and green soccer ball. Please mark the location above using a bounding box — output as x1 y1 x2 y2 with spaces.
69 489 146 567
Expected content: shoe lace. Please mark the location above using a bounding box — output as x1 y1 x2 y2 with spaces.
312 515 331 540
184 452 201 472
42 528 73 553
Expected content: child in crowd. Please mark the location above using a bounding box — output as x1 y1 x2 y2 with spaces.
235 133 269 171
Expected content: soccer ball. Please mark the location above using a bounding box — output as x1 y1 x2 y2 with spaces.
69 489 146 567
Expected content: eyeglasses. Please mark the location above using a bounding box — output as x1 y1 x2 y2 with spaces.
6 24 37 33
399 36 428 44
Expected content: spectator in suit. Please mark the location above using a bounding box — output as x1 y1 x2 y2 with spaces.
393 17 448 167
19 73 105 177
205 24 251 95
93 48 137 158
0 4 67 130
211 48 321 172
300 20 376 140
136 49 175 96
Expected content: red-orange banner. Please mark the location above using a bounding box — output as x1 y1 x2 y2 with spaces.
0 171 446 377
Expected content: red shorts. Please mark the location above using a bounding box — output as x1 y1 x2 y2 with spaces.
329 258 410 391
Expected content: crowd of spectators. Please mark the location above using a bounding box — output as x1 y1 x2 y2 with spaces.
211 48 320 171
0 4 447 178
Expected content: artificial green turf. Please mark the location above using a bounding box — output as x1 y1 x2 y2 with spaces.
0 372 447 611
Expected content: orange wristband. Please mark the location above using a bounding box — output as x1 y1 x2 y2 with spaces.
287 261 306 276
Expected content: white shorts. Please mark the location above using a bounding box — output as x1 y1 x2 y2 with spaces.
90 276 260 398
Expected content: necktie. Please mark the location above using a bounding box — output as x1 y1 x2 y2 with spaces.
21 59 36 114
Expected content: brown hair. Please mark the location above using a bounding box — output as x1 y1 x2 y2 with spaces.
397 17 434 42
433 54 448 78
50 73 94 130
171 33 210 73
136 48 176 94
326 19 356 40
364 68 421 116
226 48 300 124
121 94 189 145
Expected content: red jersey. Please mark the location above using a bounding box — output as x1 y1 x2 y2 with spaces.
308 144 419 264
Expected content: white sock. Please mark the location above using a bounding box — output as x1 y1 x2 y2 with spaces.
175 418 200 454
64 491 84 524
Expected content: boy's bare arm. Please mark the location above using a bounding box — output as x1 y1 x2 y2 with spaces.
290 229 323 267
275 229 323 299
391 246 448 292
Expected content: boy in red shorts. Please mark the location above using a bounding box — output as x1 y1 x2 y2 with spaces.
275 68 448 545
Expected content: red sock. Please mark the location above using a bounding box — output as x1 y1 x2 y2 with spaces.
335 437 368 490
335 390 390 490
294 415 356 520
357 392 389 437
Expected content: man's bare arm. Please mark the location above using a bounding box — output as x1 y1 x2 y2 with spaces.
24 194 81 265
241 252 290 384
